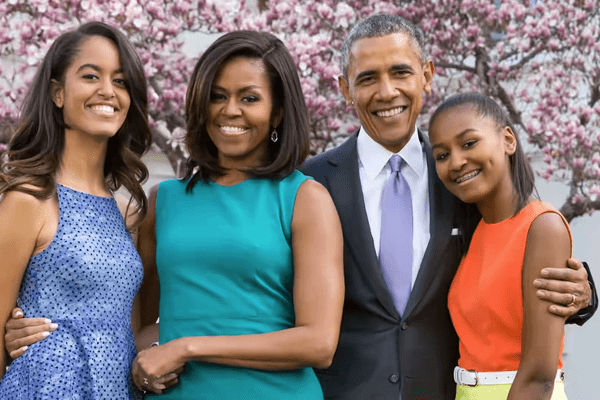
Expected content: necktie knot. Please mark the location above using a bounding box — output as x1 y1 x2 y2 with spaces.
389 154 403 173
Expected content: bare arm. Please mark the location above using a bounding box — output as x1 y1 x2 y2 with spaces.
135 185 160 341
0 192 48 378
132 179 344 383
508 213 570 400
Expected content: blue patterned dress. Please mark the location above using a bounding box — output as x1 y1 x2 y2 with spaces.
0 185 143 400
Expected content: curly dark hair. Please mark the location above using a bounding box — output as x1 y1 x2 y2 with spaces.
0 21 151 227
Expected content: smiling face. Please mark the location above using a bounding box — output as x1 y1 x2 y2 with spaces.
51 35 130 141
429 106 517 205
339 32 434 152
207 56 281 170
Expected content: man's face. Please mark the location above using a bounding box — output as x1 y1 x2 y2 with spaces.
339 32 434 153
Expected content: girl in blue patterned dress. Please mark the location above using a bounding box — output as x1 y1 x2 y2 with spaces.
0 22 151 399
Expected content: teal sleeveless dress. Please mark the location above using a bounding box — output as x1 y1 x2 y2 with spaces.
151 171 324 399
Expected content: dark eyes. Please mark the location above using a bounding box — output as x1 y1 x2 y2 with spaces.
355 70 411 85
433 139 478 162
393 70 411 77
82 74 127 86
209 93 260 103
463 139 477 149
434 152 449 162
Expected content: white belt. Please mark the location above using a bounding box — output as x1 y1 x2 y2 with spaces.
454 366 564 386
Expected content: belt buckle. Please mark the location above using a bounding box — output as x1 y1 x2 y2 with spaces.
466 369 478 387
454 367 478 387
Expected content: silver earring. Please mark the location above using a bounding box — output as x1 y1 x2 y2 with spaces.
271 128 278 143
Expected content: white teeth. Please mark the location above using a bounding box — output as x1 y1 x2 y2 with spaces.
89 105 115 114
456 170 480 183
220 126 248 134
376 107 405 118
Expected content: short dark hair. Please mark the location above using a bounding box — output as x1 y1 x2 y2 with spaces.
0 21 151 226
429 92 536 213
183 30 309 191
340 14 428 78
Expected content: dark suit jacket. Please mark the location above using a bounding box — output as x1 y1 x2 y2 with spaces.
300 130 480 400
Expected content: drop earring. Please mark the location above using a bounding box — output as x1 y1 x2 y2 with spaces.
271 128 278 143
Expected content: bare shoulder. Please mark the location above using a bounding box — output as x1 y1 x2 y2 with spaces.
293 179 339 228
0 189 55 247
295 179 331 205
528 211 570 245
524 211 571 272
0 189 50 214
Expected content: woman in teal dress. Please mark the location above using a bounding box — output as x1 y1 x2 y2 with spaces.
131 31 344 398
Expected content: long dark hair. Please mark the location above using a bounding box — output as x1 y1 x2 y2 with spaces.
0 21 151 226
429 92 536 213
183 30 310 191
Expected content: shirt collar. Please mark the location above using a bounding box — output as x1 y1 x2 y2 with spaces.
356 125 425 181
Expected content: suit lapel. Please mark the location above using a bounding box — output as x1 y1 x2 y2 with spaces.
402 131 454 320
325 134 400 319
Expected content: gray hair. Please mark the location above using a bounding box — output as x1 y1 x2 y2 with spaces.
340 14 428 78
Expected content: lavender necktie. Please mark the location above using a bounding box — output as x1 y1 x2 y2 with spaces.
379 154 413 316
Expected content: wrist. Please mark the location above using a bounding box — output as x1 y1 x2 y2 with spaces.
172 337 192 364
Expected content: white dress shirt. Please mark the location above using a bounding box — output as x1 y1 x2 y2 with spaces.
357 127 430 288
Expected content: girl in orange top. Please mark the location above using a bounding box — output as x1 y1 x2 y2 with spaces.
428 93 570 400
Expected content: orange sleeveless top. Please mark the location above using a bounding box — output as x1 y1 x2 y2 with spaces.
448 201 572 371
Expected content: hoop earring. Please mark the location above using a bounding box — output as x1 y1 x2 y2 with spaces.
271 128 278 143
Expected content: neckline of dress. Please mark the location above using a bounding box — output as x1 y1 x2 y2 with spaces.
57 184 114 199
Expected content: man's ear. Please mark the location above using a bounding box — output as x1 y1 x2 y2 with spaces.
503 126 517 156
49 79 64 108
338 75 353 107
422 60 435 94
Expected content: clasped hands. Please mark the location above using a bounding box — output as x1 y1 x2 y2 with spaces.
131 341 185 395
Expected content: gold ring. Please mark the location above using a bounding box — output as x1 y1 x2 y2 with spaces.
569 294 576 306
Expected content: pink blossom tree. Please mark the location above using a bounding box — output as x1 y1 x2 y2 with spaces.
1 0 598 221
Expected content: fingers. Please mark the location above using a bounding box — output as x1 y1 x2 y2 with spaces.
547 304 576 318
6 316 56 330
11 308 24 318
536 281 588 319
539 266 586 282
5 320 58 355
9 346 29 359
156 370 181 389
534 279 578 296
566 258 587 275
537 290 576 307
162 374 180 389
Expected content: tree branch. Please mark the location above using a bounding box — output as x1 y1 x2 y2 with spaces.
559 198 600 223
433 61 475 73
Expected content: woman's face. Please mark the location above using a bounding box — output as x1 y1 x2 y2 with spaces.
207 56 281 170
429 106 516 205
52 35 130 141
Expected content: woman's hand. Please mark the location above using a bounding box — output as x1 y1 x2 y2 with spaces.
4 307 58 359
131 342 185 394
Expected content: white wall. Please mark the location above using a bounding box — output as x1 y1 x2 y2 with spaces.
535 167 600 400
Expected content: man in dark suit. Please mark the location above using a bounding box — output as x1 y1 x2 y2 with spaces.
300 14 597 400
